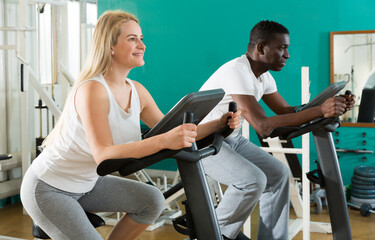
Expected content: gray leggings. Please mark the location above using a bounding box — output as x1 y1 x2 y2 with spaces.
20 168 165 240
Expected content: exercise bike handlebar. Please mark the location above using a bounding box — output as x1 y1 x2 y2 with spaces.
96 102 237 177
270 117 340 140
196 102 237 151
270 90 352 140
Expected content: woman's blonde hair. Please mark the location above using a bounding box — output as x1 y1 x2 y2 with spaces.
43 10 139 148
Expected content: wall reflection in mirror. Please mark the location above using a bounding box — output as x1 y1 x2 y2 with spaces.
331 30 375 124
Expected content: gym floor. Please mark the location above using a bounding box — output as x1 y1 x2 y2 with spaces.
0 200 375 240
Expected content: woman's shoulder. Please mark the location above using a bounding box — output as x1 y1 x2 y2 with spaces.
128 79 143 88
74 77 110 114
76 77 109 101
81 75 106 86
128 79 148 95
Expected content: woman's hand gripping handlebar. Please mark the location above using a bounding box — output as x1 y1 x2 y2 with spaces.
183 112 199 152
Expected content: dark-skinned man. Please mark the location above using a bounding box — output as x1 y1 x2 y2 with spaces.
199 20 355 240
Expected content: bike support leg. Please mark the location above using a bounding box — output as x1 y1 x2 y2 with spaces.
176 157 222 240
312 130 352 240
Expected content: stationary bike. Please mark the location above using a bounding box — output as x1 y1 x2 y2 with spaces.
268 81 353 240
97 89 236 240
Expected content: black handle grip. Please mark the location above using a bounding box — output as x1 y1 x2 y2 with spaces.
343 90 352 114
20 64 24 92
183 111 194 124
229 101 237 113
183 111 198 152
211 101 238 153
195 101 237 151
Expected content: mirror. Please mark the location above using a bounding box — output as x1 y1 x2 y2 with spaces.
330 30 375 127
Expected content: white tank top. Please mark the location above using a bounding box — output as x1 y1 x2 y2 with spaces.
32 75 141 193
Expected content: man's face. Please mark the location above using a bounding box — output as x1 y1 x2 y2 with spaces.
261 33 290 71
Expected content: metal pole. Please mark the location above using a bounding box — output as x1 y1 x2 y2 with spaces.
2 0 9 154
80 0 87 69
301 66 311 240
51 4 58 127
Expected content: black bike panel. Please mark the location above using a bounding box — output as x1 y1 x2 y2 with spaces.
144 89 225 138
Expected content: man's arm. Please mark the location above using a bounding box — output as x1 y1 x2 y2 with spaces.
232 93 347 138
262 92 295 114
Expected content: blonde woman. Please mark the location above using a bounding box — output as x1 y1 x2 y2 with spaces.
20 10 241 240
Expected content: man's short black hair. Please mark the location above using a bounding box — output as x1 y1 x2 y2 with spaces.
249 20 289 47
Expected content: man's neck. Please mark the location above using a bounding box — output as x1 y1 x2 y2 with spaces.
245 52 267 78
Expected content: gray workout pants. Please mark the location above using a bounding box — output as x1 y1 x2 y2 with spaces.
20 168 165 240
202 134 290 240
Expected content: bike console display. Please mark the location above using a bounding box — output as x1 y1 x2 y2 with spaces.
143 89 225 138
298 81 346 111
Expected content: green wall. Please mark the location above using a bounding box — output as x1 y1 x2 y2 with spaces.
98 0 375 172
333 127 375 185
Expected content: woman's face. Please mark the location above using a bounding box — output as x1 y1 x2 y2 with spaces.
111 20 146 70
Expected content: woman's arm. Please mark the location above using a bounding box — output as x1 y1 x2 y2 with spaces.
133 81 164 128
75 81 197 165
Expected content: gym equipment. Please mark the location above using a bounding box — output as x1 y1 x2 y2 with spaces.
268 81 352 240
350 165 375 213
352 177 375 186
0 155 12 182
257 134 302 180
352 174 375 183
247 68 333 239
354 166 375 178
351 196 375 208
311 188 328 214
351 183 375 190
258 133 331 222
298 81 347 112
351 192 375 199
347 202 375 217
97 89 236 240
357 88 375 123
351 188 375 195
0 154 12 160
35 99 48 157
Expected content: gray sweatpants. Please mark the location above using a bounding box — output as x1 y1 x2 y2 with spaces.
202 134 290 240
20 168 165 240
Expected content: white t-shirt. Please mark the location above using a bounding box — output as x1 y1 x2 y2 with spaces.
32 75 142 193
200 55 277 136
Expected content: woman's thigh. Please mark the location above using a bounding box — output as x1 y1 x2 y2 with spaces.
78 175 165 224
21 169 103 240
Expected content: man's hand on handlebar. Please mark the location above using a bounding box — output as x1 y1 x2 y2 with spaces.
162 124 198 150
339 93 355 112
219 110 242 129
319 96 347 118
